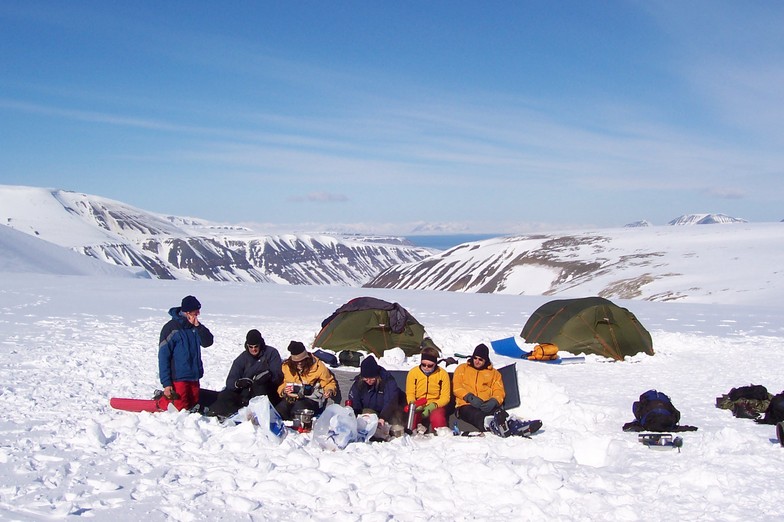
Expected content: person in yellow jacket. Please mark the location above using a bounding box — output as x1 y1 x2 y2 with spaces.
405 346 451 431
276 341 337 420
452 343 506 432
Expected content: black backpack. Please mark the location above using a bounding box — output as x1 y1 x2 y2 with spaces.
728 384 769 401
623 389 698 432
632 390 680 431
338 350 362 367
757 392 784 425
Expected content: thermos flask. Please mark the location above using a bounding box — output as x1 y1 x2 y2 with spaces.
406 401 417 431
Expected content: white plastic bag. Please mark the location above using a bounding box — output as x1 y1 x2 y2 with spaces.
245 395 287 444
356 413 379 442
311 404 358 450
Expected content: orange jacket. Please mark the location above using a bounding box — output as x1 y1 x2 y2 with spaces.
405 365 451 408
277 356 337 398
452 362 505 408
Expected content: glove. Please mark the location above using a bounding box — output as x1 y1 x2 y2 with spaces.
464 393 483 408
479 398 500 414
421 402 438 418
235 378 253 389
252 370 270 384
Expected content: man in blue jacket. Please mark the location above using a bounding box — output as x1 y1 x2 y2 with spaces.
347 356 405 437
158 295 214 411
207 329 283 419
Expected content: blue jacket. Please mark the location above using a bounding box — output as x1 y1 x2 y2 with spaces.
158 307 214 387
225 345 283 390
347 367 402 415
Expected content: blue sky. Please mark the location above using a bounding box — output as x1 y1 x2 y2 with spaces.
1 1 782 234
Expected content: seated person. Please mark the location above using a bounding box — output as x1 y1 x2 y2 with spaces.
207 329 283 419
347 356 405 437
405 346 451 432
276 341 337 420
452 343 506 431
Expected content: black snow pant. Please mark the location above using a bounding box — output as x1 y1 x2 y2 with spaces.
457 404 494 432
207 383 275 419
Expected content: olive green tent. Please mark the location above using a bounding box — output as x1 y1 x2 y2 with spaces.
521 297 654 361
312 297 437 358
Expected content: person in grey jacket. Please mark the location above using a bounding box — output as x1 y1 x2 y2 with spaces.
207 329 283 418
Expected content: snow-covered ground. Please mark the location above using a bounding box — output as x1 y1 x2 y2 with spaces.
1 228 783 521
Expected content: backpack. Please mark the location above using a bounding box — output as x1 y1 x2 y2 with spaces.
728 384 769 401
338 350 363 367
757 392 784 425
716 384 771 420
527 343 559 361
631 390 680 431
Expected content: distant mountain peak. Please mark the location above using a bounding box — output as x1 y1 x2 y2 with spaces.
668 213 747 225
625 220 652 228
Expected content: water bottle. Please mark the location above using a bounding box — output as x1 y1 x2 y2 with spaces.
406 401 417 431
452 421 460 436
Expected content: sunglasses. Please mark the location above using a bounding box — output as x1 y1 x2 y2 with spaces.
420 362 436 369
472 356 485 362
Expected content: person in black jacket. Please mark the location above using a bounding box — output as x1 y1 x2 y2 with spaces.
347 356 405 437
157 295 214 411
207 329 283 419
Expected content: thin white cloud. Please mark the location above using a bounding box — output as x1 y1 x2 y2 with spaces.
705 187 745 200
287 192 349 204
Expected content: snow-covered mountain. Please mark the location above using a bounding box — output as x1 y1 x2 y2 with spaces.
668 213 748 225
0 185 431 285
364 223 784 305
0 224 145 278
624 220 652 227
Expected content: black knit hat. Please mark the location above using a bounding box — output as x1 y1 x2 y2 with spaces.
246 329 264 347
181 295 201 312
472 343 491 368
472 343 490 360
288 340 308 361
360 356 381 378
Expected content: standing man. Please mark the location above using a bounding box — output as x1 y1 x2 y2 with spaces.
158 295 214 411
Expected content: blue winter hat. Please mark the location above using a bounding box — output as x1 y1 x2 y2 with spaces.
181 295 201 312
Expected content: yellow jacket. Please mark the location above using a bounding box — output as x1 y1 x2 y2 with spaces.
405 365 451 408
277 356 337 398
452 362 505 408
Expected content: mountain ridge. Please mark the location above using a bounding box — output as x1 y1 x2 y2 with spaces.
363 223 783 305
0 185 431 285
2 184 780 304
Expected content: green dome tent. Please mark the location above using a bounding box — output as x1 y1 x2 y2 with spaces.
521 297 654 361
312 296 438 358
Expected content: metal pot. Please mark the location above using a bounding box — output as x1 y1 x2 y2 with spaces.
292 409 315 431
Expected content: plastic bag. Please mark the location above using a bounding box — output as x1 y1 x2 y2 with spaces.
245 395 287 444
356 413 379 442
312 404 359 450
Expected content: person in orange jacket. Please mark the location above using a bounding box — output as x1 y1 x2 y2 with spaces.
452 343 506 432
276 341 337 420
405 346 451 431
